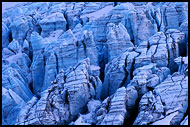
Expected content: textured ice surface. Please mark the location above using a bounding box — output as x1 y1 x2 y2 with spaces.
2 2 188 125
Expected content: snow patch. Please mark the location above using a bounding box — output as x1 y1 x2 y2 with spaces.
2 2 27 13
151 111 178 125
80 5 113 21
180 116 188 125
44 30 64 43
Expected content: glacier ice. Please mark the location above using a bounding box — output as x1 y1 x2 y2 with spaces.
2 2 188 125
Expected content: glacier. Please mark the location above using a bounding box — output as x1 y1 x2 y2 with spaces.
2 2 188 125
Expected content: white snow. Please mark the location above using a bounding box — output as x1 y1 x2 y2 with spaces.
120 2 135 10
151 111 179 125
90 65 100 71
180 116 188 125
74 115 90 125
44 30 64 43
147 2 153 7
5 52 22 62
80 5 113 21
2 2 27 13
87 99 101 113
2 87 8 95
9 89 26 106
183 56 188 64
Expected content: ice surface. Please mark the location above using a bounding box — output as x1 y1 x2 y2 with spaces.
2 2 188 125
2 2 27 13
151 111 178 125
80 5 114 21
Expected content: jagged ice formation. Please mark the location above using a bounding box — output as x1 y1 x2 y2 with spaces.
2 2 188 125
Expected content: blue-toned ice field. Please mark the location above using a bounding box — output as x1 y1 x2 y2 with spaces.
2 2 188 125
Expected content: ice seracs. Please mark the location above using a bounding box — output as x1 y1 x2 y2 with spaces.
2 2 188 125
